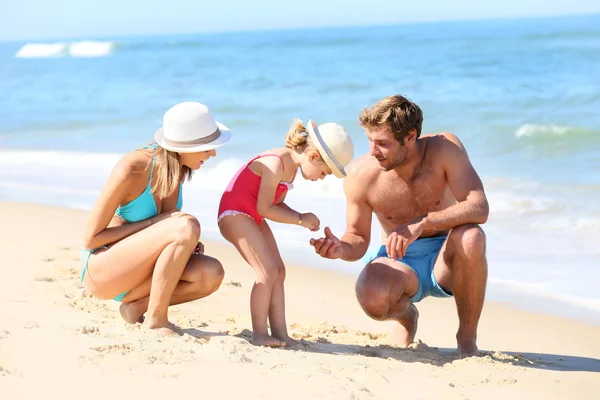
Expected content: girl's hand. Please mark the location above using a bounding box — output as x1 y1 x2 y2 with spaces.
300 212 320 232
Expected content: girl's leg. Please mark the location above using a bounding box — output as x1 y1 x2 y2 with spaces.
218 215 285 347
85 213 200 331
119 254 224 324
259 220 298 347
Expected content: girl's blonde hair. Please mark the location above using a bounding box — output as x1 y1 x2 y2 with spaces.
284 119 318 153
145 143 193 199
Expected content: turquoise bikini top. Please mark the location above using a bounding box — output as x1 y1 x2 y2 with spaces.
116 145 183 223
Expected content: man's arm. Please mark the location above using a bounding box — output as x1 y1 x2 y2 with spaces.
311 164 373 261
338 173 373 261
420 133 489 231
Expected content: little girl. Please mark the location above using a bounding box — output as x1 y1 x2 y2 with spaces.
217 119 354 347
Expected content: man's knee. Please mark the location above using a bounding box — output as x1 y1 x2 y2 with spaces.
355 262 392 320
449 224 486 256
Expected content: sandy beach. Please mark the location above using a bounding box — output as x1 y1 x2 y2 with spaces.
0 201 598 399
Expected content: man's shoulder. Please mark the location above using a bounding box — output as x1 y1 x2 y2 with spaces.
346 154 380 183
422 132 468 155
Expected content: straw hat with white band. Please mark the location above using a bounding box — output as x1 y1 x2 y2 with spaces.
306 120 354 178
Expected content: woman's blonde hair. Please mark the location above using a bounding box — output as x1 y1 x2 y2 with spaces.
145 143 193 199
284 119 320 155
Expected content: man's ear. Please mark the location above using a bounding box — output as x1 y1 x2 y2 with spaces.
406 129 417 143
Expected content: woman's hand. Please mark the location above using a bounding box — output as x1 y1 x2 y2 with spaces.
193 241 204 255
149 210 186 225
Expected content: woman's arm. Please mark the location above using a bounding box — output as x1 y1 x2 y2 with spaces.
82 154 160 249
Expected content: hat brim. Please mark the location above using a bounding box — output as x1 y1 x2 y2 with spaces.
154 121 231 153
306 120 346 178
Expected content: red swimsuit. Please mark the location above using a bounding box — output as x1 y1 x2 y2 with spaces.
218 154 295 225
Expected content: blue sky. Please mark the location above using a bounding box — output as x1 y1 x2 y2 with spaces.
1 0 599 41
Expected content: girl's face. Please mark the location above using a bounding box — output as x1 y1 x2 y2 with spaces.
179 149 216 170
300 151 333 181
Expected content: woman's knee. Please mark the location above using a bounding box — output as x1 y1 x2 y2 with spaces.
171 213 201 245
196 257 225 295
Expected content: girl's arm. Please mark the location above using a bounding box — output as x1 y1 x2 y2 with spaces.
255 157 303 225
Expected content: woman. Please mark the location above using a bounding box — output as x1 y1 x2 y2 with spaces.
81 102 231 335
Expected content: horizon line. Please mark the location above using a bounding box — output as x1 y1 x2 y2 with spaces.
1 11 598 44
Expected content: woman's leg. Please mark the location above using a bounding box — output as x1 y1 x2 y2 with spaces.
84 213 200 331
218 215 285 347
259 220 298 347
119 254 225 324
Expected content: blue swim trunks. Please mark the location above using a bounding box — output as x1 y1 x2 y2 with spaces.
363 236 452 303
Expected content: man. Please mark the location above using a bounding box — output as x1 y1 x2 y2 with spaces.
310 95 489 358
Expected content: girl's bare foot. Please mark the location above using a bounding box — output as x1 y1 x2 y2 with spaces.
119 300 145 324
251 334 286 348
273 334 300 348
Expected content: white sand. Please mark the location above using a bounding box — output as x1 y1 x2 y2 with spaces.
1 202 598 399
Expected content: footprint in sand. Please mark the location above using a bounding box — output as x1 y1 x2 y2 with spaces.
34 276 55 282
0 365 13 376
80 325 100 335
354 348 382 358
91 343 136 355
24 320 40 329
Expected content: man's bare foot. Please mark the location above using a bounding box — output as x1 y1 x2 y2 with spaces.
457 339 478 358
273 334 300 348
142 317 181 337
390 304 419 347
119 300 145 324
251 334 286 348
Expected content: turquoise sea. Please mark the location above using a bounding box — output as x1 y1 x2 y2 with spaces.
1 14 599 323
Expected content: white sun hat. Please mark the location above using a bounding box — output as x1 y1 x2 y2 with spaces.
154 102 231 153
306 120 354 178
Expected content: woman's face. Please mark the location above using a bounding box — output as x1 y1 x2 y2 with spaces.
179 149 216 170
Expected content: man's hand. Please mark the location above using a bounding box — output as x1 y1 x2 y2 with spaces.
386 218 424 260
310 227 343 259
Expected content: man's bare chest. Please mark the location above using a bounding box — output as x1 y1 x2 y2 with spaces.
368 172 448 225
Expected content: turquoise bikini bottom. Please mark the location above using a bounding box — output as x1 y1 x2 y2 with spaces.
80 247 128 302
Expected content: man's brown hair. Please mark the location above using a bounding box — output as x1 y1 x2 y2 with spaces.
358 95 423 144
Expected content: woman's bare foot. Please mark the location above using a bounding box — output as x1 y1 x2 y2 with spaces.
142 317 181 337
119 300 146 324
390 304 419 347
251 334 286 348
273 334 300 348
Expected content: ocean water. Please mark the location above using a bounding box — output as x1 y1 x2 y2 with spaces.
1 14 599 323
